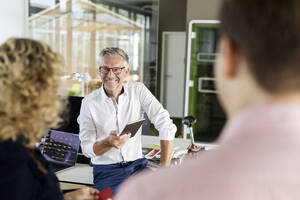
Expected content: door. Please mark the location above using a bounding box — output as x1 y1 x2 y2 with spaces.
161 31 186 118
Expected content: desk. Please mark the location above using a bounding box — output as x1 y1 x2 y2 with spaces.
56 163 93 186
56 135 217 189
142 135 217 150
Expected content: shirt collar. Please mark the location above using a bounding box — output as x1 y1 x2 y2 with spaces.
100 82 128 101
123 82 128 96
100 86 110 101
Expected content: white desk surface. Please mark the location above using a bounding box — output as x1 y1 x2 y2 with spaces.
56 135 217 185
142 135 217 150
56 163 93 185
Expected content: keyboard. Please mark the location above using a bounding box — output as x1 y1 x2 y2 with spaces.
40 138 77 165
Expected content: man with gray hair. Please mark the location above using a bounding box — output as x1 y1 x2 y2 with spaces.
78 47 176 194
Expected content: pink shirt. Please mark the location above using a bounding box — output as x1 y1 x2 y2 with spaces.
116 104 300 200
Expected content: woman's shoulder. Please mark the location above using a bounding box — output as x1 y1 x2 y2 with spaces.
0 140 63 200
0 139 29 169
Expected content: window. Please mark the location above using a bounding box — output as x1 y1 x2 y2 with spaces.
28 0 159 96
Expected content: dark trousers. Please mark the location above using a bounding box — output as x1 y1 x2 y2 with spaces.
93 158 148 194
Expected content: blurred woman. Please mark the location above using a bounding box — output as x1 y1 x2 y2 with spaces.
0 38 99 200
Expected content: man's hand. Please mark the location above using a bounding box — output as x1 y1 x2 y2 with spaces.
108 130 131 149
64 186 99 200
93 131 131 156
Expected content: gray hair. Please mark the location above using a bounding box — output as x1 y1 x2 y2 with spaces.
99 47 129 68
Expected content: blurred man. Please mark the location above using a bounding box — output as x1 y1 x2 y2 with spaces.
116 0 300 199
78 47 176 194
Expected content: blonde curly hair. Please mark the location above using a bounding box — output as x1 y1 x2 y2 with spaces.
0 38 65 148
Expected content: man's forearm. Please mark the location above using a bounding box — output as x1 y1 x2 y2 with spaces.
160 140 174 166
93 138 113 156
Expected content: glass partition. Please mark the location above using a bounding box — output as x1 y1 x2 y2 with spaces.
184 20 226 142
28 0 158 96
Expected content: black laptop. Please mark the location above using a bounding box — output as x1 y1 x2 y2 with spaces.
40 130 80 172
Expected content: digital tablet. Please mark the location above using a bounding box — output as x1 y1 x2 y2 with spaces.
120 119 145 138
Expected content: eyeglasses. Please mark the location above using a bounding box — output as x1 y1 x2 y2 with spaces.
99 66 125 75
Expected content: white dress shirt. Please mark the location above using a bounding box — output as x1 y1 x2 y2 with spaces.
78 81 176 165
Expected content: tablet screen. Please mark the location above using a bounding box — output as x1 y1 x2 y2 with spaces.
120 119 145 137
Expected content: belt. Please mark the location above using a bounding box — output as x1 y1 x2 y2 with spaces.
119 160 134 166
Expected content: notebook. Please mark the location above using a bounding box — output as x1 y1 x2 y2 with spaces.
40 130 80 172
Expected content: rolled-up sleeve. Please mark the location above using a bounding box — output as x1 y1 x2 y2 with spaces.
139 83 177 140
77 98 97 158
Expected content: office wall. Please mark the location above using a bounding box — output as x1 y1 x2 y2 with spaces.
157 0 187 98
0 0 28 44
157 0 222 98
159 0 187 32
186 0 221 23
